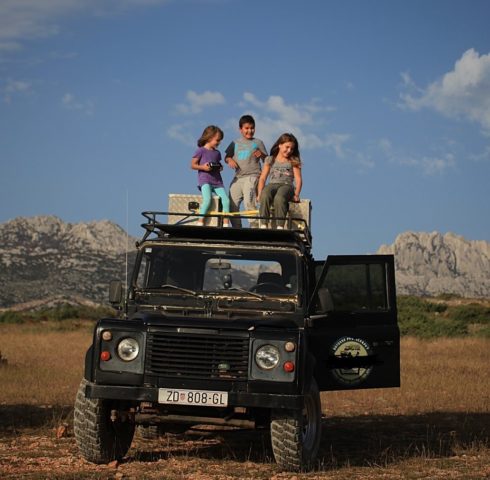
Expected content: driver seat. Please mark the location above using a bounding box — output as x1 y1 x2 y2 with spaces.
257 272 284 287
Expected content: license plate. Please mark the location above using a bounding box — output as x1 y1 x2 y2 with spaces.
158 388 228 407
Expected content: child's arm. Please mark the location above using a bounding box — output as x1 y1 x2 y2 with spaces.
253 140 268 160
256 163 271 202
225 156 238 169
293 165 302 202
252 149 265 160
191 157 212 171
224 142 238 170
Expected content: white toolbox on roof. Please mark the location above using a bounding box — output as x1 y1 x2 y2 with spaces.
167 193 311 229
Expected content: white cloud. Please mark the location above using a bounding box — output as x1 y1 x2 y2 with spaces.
170 91 372 170
400 49 490 135
2 78 32 103
380 137 456 175
0 0 171 54
242 92 320 126
176 90 226 114
0 0 76 48
323 133 351 158
0 41 22 52
469 145 490 163
167 123 196 147
378 138 393 156
239 93 350 159
61 92 94 114
421 154 456 175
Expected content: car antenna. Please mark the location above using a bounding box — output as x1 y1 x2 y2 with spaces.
125 189 129 295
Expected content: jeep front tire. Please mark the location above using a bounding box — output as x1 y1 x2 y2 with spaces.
74 378 135 464
270 378 322 471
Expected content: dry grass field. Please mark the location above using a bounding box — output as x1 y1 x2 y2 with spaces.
0 321 489 479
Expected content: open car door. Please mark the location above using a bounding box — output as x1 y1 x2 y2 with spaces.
307 255 400 391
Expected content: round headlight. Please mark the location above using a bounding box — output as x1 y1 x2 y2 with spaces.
117 337 139 362
255 344 280 370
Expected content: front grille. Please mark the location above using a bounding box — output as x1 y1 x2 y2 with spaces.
145 330 249 380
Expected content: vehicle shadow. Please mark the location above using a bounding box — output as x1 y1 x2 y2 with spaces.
317 411 489 468
130 411 490 468
1 405 486 469
0 404 72 434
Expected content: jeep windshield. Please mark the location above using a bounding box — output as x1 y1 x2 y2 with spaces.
133 244 301 309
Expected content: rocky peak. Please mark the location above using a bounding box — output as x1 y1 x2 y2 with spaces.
0 215 131 255
0 215 136 308
377 231 490 298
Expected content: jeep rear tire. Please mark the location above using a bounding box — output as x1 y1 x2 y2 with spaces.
74 378 135 464
270 378 322 471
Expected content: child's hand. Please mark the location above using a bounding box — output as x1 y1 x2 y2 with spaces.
293 194 300 202
203 163 212 171
253 149 264 159
226 158 239 170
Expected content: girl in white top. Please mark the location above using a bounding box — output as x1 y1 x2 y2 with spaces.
257 133 302 229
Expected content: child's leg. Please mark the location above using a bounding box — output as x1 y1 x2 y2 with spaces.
259 184 278 226
214 186 231 226
199 184 213 220
214 187 230 213
229 177 244 228
273 184 294 227
243 176 259 211
243 176 259 227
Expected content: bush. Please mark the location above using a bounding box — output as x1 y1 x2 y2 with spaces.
0 311 27 324
398 296 469 338
449 304 490 324
0 304 115 324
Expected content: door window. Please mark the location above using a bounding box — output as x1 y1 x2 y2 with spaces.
322 262 388 311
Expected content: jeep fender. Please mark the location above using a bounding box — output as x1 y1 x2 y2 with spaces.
84 345 95 382
303 351 317 393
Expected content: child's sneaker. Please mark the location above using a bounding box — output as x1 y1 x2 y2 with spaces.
259 223 267 229
276 225 284 230
223 221 231 228
197 219 205 226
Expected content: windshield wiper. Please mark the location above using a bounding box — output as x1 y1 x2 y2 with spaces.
222 287 264 300
157 284 198 296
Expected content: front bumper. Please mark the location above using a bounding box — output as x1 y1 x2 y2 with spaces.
85 383 303 410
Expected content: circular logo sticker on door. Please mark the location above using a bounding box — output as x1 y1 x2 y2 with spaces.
331 337 373 386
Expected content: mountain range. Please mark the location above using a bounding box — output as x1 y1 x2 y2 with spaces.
377 231 489 298
0 216 488 309
0 216 135 309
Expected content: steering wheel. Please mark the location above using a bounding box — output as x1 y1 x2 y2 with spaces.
250 282 289 294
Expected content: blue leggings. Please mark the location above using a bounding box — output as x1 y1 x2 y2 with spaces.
199 184 230 215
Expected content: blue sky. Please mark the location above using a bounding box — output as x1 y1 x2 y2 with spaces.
1 0 489 259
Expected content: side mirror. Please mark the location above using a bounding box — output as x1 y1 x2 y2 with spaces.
109 280 123 305
317 287 334 314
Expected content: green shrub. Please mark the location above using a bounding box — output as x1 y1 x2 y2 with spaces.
397 296 469 338
0 311 26 324
435 292 460 301
0 304 115 324
474 325 490 338
449 304 490 324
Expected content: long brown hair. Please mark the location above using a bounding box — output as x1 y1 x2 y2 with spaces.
269 133 301 167
197 125 224 147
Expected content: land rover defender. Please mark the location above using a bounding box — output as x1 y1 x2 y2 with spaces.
74 200 400 471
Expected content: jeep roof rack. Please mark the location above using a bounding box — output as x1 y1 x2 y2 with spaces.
139 211 312 250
